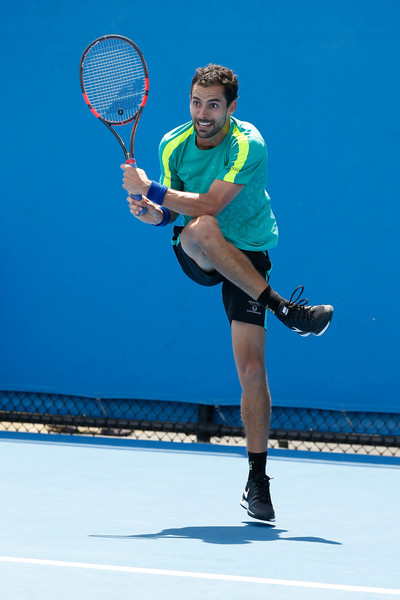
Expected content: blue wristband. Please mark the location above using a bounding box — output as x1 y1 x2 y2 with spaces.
154 207 171 227
147 181 168 205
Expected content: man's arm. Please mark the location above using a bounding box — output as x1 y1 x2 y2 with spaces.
126 195 180 225
162 178 244 216
121 165 244 217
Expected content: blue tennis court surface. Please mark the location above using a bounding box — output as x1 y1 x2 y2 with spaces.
1 434 399 599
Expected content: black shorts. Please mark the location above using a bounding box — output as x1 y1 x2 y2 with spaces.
172 226 272 328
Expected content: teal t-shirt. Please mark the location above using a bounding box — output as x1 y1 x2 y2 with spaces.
158 116 278 251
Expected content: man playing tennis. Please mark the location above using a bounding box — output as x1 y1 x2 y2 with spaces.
121 64 333 522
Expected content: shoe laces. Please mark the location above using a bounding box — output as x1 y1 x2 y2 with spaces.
285 286 315 321
287 285 309 308
250 474 272 504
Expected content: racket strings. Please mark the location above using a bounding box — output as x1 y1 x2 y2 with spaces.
82 38 146 124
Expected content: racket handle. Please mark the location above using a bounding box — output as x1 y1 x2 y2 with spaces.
126 159 147 215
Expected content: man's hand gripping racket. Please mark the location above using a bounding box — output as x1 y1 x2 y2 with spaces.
79 34 149 215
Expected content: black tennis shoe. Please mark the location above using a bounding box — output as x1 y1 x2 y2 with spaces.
276 286 333 337
240 474 276 522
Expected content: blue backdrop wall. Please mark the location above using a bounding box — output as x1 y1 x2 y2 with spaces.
1 0 399 412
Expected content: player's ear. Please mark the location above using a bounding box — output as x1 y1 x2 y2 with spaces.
228 99 237 116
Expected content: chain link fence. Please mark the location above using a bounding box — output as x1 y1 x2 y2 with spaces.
1 390 399 456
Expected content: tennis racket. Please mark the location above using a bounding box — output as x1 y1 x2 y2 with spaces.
79 34 149 213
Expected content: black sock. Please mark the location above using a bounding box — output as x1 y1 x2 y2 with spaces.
248 451 267 480
257 286 284 313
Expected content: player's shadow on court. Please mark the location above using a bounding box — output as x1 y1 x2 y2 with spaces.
90 523 341 546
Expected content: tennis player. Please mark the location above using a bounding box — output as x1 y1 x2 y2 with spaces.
121 64 333 522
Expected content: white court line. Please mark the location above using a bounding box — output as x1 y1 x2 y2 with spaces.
1 556 400 595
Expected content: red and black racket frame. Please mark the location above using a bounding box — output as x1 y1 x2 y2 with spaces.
79 34 149 166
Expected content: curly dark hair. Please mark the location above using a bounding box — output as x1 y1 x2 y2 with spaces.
191 64 239 107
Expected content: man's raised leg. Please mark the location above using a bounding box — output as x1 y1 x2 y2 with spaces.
180 215 271 300
180 215 333 337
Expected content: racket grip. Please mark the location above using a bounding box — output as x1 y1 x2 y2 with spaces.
126 159 147 215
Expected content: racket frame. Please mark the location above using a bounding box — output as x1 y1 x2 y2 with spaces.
79 34 149 163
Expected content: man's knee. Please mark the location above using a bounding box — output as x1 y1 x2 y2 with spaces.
237 358 266 385
183 215 220 246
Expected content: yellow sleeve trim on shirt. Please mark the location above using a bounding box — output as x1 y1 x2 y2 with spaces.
161 125 194 186
223 123 250 183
